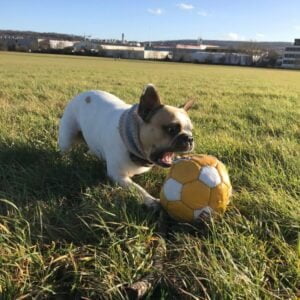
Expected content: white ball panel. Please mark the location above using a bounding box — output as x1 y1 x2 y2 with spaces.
193 206 213 220
163 178 182 201
199 166 221 188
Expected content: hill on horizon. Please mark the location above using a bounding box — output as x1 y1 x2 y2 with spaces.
0 29 84 41
0 29 293 52
148 39 292 53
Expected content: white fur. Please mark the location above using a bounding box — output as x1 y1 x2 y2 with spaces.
58 90 157 206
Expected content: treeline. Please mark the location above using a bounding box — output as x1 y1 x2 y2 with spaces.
0 29 83 41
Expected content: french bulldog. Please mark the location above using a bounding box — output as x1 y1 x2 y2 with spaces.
58 84 194 207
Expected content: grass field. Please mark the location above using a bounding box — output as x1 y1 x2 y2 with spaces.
0 52 299 299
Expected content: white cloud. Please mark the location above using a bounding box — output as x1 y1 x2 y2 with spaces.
197 10 208 17
294 25 300 31
226 32 246 41
256 33 265 39
176 3 194 10
147 8 163 15
227 32 239 40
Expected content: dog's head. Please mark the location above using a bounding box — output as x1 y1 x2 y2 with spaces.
138 84 194 168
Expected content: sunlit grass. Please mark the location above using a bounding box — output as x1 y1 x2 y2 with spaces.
0 52 299 298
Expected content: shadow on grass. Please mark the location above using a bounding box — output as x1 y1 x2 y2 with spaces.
0 141 106 205
0 140 159 243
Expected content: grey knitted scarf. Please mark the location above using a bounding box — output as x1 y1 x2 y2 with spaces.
119 104 148 161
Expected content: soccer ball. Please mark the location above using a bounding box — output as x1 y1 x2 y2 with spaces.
160 154 232 223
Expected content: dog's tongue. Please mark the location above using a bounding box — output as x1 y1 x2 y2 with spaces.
161 152 174 165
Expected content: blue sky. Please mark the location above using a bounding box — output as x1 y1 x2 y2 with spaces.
1 0 299 42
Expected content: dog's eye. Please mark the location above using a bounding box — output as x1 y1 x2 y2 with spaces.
164 123 181 136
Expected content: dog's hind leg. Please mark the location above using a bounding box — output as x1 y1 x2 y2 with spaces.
58 105 80 154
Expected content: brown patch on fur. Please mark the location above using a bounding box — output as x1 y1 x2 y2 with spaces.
85 96 91 104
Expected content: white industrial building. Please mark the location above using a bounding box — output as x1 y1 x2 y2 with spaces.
97 44 171 60
98 44 145 59
282 39 300 69
191 51 261 66
172 44 220 62
38 39 78 50
144 50 171 60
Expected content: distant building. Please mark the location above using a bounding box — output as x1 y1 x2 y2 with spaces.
282 39 300 69
172 44 220 62
144 50 171 60
191 52 261 66
73 40 99 52
98 44 145 59
38 39 78 50
175 44 219 50
0 36 38 51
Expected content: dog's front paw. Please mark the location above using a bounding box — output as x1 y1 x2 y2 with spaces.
144 196 160 210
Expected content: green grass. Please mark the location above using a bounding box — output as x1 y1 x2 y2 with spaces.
0 51 299 299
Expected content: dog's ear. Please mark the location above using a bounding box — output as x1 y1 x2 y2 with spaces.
180 99 194 112
138 84 162 122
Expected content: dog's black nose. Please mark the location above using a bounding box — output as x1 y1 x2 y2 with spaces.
187 136 194 144
181 134 193 144
178 134 194 147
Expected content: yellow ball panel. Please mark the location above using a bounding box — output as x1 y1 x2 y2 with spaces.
182 181 210 209
216 161 231 187
209 183 230 213
190 154 218 167
167 201 194 222
171 159 200 184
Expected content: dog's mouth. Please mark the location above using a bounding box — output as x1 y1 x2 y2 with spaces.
149 134 194 168
150 150 175 168
157 151 175 167
150 148 191 168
